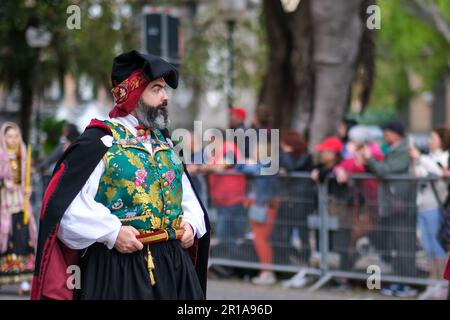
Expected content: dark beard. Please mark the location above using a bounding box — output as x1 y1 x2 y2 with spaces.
134 99 169 130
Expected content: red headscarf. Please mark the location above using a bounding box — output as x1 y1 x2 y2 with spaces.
109 69 150 118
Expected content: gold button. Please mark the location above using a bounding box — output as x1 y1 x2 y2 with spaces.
165 218 170 225
166 201 171 205
166 209 171 214
164 181 169 187
161 173 166 178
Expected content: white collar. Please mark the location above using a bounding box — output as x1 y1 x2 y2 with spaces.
108 114 139 136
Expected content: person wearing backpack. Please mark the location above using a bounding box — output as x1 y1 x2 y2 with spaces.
410 126 450 299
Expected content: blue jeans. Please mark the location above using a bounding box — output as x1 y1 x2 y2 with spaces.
418 208 447 259
215 203 247 242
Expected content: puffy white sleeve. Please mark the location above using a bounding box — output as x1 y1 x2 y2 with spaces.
57 160 122 250
181 173 206 238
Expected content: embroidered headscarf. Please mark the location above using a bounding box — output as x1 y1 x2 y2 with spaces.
109 69 149 118
108 50 179 118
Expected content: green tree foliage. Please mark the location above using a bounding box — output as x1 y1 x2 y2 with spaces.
371 0 450 108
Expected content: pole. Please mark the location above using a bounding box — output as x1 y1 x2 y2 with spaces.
318 180 329 276
35 48 42 153
24 144 31 225
226 19 235 109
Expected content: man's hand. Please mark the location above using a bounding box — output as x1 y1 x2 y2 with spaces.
180 221 194 249
362 145 372 160
311 169 319 183
408 145 421 161
114 226 143 253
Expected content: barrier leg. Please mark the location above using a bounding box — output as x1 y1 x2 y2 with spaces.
307 273 333 292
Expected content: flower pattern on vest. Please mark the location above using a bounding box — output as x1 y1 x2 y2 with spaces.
94 120 184 238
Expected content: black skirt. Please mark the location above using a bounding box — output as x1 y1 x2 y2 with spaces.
75 240 204 300
0 211 35 285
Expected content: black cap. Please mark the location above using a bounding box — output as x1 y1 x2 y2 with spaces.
343 117 358 129
382 120 405 137
111 50 178 89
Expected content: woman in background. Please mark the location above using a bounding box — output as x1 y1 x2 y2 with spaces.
409 126 450 299
0 122 37 295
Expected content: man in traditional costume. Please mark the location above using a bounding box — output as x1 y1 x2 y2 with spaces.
31 50 210 300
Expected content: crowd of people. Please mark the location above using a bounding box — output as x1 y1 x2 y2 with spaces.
185 109 450 299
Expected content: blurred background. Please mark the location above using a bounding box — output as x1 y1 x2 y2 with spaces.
1 0 450 300
1 0 449 152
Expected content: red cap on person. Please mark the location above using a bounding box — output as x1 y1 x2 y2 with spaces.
229 107 247 120
315 136 343 153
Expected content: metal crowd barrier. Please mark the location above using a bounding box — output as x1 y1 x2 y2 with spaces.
197 170 449 298
31 168 448 298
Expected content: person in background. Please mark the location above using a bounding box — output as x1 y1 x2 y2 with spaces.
409 126 450 299
36 123 80 188
229 107 250 159
251 108 272 132
312 136 354 290
205 130 247 254
337 117 358 159
360 120 418 298
236 138 279 285
335 126 384 242
229 107 247 131
333 126 385 288
0 122 37 295
184 130 205 196
273 131 313 268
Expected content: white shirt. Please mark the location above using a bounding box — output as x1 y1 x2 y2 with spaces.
57 114 206 250
413 148 449 211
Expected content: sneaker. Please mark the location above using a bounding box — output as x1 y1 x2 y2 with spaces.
395 285 418 298
245 232 254 240
380 284 399 296
18 281 31 296
252 271 276 286
20 281 30 291
282 273 309 289
330 278 350 292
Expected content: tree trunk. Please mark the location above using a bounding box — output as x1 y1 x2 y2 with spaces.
259 0 372 148
288 0 314 137
258 0 297 130
308 0 365 148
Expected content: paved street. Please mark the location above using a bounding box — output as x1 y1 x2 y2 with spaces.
0 278 403 300
206 278 402 300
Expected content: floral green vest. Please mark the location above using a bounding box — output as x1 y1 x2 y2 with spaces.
94 120 184 239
